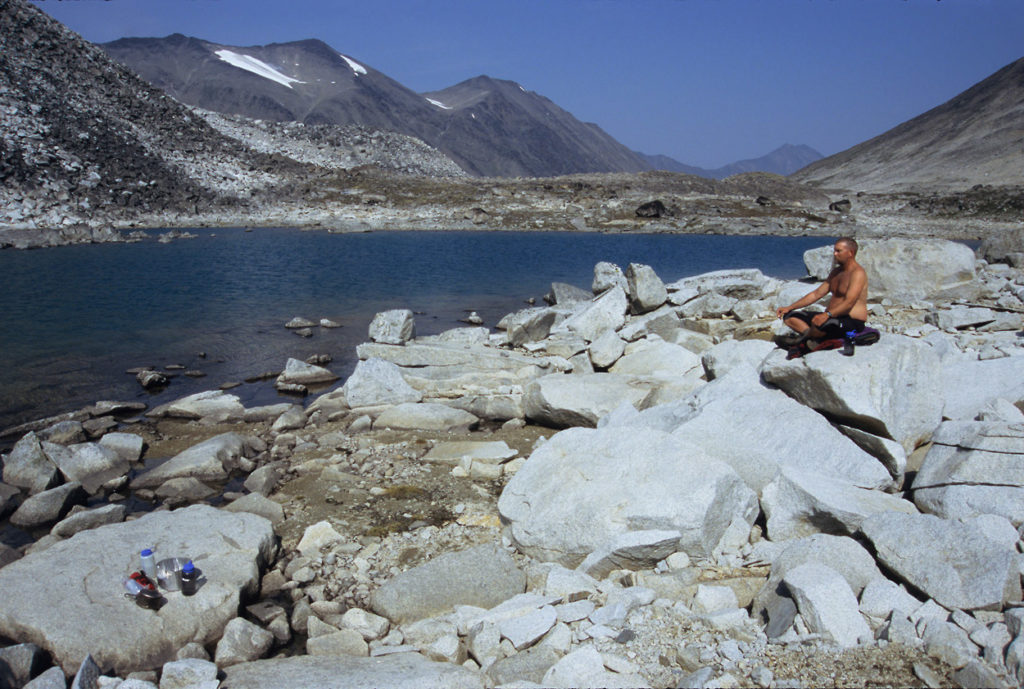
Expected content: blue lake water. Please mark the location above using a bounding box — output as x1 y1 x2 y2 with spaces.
0 228 833 432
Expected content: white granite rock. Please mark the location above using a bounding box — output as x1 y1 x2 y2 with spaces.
339 357 423 409
625 263 667 314
374 403 479 432
783 562 872 648
761 468 918 541
3 432 59 495
498 426 758 566
523 372 663 428
275 358 338 386
556 286 628 343
221 653 484 688
215 617 274 667
130 433 263 489
761 334 943 455
369 309 415 345
912 420 1024 525
0 505 275 676
861 511 1022 611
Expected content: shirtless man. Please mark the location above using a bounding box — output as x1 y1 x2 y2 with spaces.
776 237 868 348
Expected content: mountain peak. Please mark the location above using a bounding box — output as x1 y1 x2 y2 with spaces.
793 55 1024 191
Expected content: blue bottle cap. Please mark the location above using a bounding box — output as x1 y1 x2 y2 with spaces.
182 560 195 573
141 548 153 557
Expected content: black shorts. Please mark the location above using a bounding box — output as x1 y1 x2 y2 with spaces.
787 310 865 339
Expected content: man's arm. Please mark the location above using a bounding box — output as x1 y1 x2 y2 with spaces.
776 281 830 319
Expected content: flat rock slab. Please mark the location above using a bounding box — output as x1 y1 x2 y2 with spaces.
220 653 485 689
783 563 871 648
523 373 663 428
762 468 918 541
148 391 245 423
860 511 1021 611
498 426 758 565
0 505 275 675
373 403 479 432
130 432 264 489
657 374 894 493
913 420 1024 524
422 441 517 466
370 543 525 624
761 334 943 454
938 355 1024 421
275 358 338 386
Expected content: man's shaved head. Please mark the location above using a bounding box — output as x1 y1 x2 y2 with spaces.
836 237 858 255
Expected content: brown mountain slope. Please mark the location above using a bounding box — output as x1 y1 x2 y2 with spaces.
792 56 1024 193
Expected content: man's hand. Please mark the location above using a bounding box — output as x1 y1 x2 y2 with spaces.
776 306 790 319
811 312 830 328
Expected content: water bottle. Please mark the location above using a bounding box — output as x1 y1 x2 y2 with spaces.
123 577 143 596
842 330 856 357
179 560 199 596
140 548 157 581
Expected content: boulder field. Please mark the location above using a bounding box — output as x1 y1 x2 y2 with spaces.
1 237 1023 687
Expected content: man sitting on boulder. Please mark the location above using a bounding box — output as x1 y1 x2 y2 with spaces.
776 237 869 356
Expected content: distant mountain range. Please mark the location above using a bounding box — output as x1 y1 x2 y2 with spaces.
102 35 650 178
101 34 820 179
638 144 823 179
793 56 1024 192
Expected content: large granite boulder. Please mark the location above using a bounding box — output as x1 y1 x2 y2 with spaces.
625 263 667 314
46 441 129 494
9 482 86 528
546 281 592 305
783 563 872 648
370 544 525 624
337 358 422 409
523 373 663 428
912 420 1024 525
761 468 918 541
504 307 561 347
625 373 894 493
3 432 60 495
220 653 485 689
667 268 775 301
148 391 245 423
803 238 978 302
373 403 479 432
592 261 627 295
275 358 338 386
130 432 264 489
860 512 1022 611
751 534 883 626
617 304 683 342
937 354 1024 420
701 339 775 380
0 505 275 675
555 286 628 343
351 341 568 401
608 338 703 379
497 426 759 565
760 334 943 455
369 309 415 345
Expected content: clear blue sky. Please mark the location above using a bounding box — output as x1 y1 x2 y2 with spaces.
29 0 1024 168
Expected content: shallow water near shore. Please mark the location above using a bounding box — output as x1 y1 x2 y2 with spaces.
0 228 830 432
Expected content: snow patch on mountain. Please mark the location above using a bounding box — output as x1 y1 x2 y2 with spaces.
214 49 304 89
339 54 367 76
426 97 452 110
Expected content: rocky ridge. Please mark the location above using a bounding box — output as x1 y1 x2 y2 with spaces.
4 0 1021 251
2 238 1024 687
